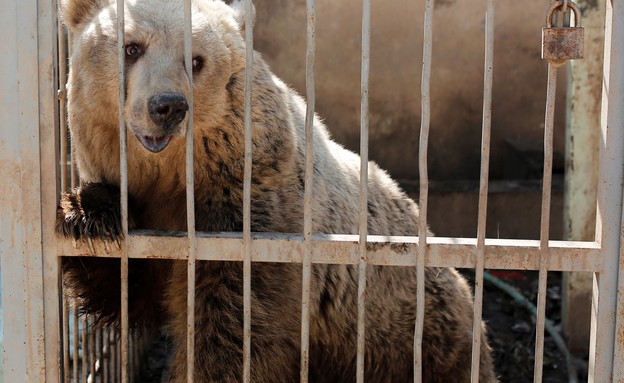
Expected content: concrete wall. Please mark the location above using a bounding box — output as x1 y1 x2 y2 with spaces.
252 0 567 181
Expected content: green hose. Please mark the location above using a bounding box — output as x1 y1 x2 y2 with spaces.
481 270 578 383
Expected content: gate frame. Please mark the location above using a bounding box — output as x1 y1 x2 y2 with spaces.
1 0 623 382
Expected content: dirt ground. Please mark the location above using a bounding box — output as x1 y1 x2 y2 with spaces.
464 270 587 383
137 270 583 383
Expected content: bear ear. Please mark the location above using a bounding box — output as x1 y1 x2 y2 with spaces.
229 0 256 35
60 0 107 31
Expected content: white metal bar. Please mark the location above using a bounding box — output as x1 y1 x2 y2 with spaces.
470 1 494 380
115 0 130 381
67 28 79 188
82 316 88 382
58 5 68 193
96 328 102 383
415 0 434 380
89 318 95 382
62 297 70 383
73 303 79 381
615 195 624 381
58 3 71 377
115 328 121 383
534 62 557 383
133 332 140 383
40 0 63 381
242 1 254 382
56 234 602 271
356 1 371 382
128 332 134 383
103 329 110 383
590 0 624 380
300 0 316 380
182 1 197 381
0 0 53 381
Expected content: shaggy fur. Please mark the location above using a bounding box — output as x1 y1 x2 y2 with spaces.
57 0 498 381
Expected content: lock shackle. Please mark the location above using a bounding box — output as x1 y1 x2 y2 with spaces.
547 0 582 28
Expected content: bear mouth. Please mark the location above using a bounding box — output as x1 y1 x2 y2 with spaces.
136 134 173 153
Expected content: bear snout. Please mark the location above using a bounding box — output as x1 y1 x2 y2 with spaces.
148 92 189 132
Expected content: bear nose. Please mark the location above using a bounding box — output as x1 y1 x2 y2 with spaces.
148 93 189 129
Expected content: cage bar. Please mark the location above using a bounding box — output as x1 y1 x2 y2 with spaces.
533 62 557 383
95 327 102 383
470 0 494 380
182 1 197 381
615 201 624 381
42 0 63 377
3 0 624 382
62 297 70 383
0 0 47 381
58 234 602 271
300 0 316 381
104 328 110 383
58 2 71 378
73 303 79 381
590 0 624 380
414 0 434 380
356 0 371 381
242 0 254 382
58 1 68 193
116 329 121 383
114 0 130 381
82 316 88 382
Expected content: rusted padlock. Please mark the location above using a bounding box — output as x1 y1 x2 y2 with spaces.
541 1 584 67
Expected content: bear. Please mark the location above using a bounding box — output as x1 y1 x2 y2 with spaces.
56 0 499 382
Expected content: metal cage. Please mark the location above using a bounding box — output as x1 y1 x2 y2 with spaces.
1 0 623 382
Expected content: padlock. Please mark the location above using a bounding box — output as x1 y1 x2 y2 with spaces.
541 1 584 67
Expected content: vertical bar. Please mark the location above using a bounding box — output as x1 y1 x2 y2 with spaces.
534 63 557 383
105 329 112 383
116 329 121 383
470 0 494 380
82 316 88 382
89 318 96 381
95 327 102 383
590 0 624 380
615 199 624 382
414 0 434 380
242 1 254 382
182 1 197 381
67 29 79 188
356 0 371 382
128 332 134 383
58 5 68 193
60 9 70 360
40 0 63 381
561 0 604 353
103 328 110 383
115 0 130 381
73 304 79 381
133 332 140 382
300 0 316 381
62 297 70 383
0 0 52 380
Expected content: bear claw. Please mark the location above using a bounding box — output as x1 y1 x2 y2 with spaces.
56 183 131 252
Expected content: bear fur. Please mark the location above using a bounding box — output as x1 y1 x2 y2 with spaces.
57 0 498 381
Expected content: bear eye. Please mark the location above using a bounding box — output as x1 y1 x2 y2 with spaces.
124 43 144 63
192 56 204 73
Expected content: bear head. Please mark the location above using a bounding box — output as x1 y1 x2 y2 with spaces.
60 0 278 193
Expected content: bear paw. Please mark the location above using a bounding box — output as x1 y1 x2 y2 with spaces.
56 183 131 252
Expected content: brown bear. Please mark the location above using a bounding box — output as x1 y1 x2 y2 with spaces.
57 0 498 381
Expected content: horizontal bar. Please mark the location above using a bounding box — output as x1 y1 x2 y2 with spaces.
56 232 602 271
